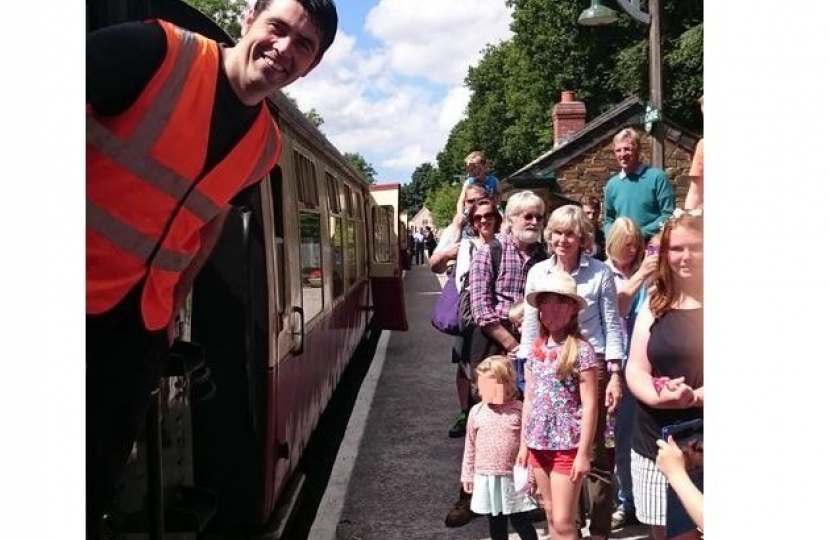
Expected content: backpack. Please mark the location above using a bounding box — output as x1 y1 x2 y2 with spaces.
457 239 502 334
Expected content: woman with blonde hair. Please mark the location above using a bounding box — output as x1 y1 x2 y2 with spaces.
604 217 659 529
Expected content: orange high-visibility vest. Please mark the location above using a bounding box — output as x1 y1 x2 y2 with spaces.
87 20 282 330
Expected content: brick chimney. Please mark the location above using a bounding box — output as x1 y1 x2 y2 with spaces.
552 90 586 148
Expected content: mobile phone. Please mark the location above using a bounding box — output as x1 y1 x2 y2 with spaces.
661 418 703 445
646 245 659 257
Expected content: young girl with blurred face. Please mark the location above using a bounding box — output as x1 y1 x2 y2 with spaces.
517 271 598 540
460 356 539 540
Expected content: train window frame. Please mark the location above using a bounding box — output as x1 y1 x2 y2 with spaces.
298 209 324 323
355 191 366 279
293 150 320 209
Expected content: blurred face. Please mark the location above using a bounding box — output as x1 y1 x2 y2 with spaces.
667 224 703 282
537 293 577 335
471 205 497 238
232 0 322 104
548 222 581 261
465 161 487 181
478 373 505 405
510 206 544 244
616 236 639 267
614 138 640 174
582 205 597 224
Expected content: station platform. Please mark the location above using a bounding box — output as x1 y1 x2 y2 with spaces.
309 264 651 540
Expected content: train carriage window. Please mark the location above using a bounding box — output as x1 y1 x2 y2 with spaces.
325 172 341 214
294 150 323 322
355 191 366 279
346 220 357 286
299 212 323 322
372 205 394 263
330 216 344 298
294 151 319 209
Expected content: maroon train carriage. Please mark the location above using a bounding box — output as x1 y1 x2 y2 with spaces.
87 1 408 538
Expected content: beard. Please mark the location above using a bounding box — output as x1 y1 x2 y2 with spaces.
516 228 541 244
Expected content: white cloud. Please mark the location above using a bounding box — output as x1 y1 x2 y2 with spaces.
286 0 513 183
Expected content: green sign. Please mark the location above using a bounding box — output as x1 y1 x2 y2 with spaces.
641 102 662 133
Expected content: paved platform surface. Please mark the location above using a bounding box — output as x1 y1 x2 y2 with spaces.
309 264 650 540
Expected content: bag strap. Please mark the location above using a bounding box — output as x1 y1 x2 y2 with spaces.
461 238 502 289
488 238 502 281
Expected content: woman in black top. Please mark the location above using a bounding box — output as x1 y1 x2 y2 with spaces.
624 210 703 540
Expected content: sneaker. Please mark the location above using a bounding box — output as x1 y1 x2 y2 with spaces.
611 508 640 530
444 496 474 527
448 411 467 438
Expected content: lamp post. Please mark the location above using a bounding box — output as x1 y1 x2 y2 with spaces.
578 0 663 169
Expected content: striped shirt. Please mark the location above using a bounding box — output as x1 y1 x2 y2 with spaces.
469 233 548 328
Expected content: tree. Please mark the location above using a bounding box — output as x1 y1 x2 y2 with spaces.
401 163 440 217
304 108 325 128
452 0 704 180
425 183 462 229
343 152 377 184
183 0 248 39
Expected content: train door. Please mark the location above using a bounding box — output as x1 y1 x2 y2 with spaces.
368 185 408 331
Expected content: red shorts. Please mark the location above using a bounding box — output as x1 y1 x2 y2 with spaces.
528 448 578 476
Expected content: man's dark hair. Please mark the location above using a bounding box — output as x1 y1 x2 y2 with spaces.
253 0 339 61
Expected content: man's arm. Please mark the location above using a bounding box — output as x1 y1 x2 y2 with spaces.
87 20 166 114
602 180 616 238
428 215 464 273
642 170 677 238
684 139 704 210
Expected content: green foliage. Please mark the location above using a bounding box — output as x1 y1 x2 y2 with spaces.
183 0 248 39
304 108 324 128
443 0 704 184
401 163 440 217
426 183 462 229
343 152 377 184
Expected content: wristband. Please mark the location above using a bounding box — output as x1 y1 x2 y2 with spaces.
606 361 621 374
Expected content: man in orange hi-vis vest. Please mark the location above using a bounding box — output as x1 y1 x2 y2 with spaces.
86 1 338 536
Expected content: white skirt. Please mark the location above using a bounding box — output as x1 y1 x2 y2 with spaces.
470 474 539 516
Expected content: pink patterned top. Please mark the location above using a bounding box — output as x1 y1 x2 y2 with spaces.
523 338 598 451
460 400 524 483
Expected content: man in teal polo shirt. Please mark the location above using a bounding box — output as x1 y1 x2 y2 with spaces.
603 128 676 240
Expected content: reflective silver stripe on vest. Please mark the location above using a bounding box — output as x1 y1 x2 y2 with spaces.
87 118 220 222
88 202 194 272
131 28 199 156
242 121 278 187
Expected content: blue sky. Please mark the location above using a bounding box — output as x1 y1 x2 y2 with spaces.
286 0 514 185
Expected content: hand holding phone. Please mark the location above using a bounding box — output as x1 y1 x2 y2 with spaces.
646 245 659 257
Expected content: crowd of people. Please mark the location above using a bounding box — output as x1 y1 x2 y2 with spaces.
429 127 703 540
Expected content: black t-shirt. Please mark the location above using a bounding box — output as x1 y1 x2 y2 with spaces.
631 308 704 460
86 20 262 179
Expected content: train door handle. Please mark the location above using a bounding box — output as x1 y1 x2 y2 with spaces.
291 306 304 355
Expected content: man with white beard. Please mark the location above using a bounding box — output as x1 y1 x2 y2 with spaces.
466 191 549 383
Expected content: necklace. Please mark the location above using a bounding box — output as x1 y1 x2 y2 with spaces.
531 337 559 363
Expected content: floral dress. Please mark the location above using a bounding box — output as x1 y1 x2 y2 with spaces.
523 338 599 451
